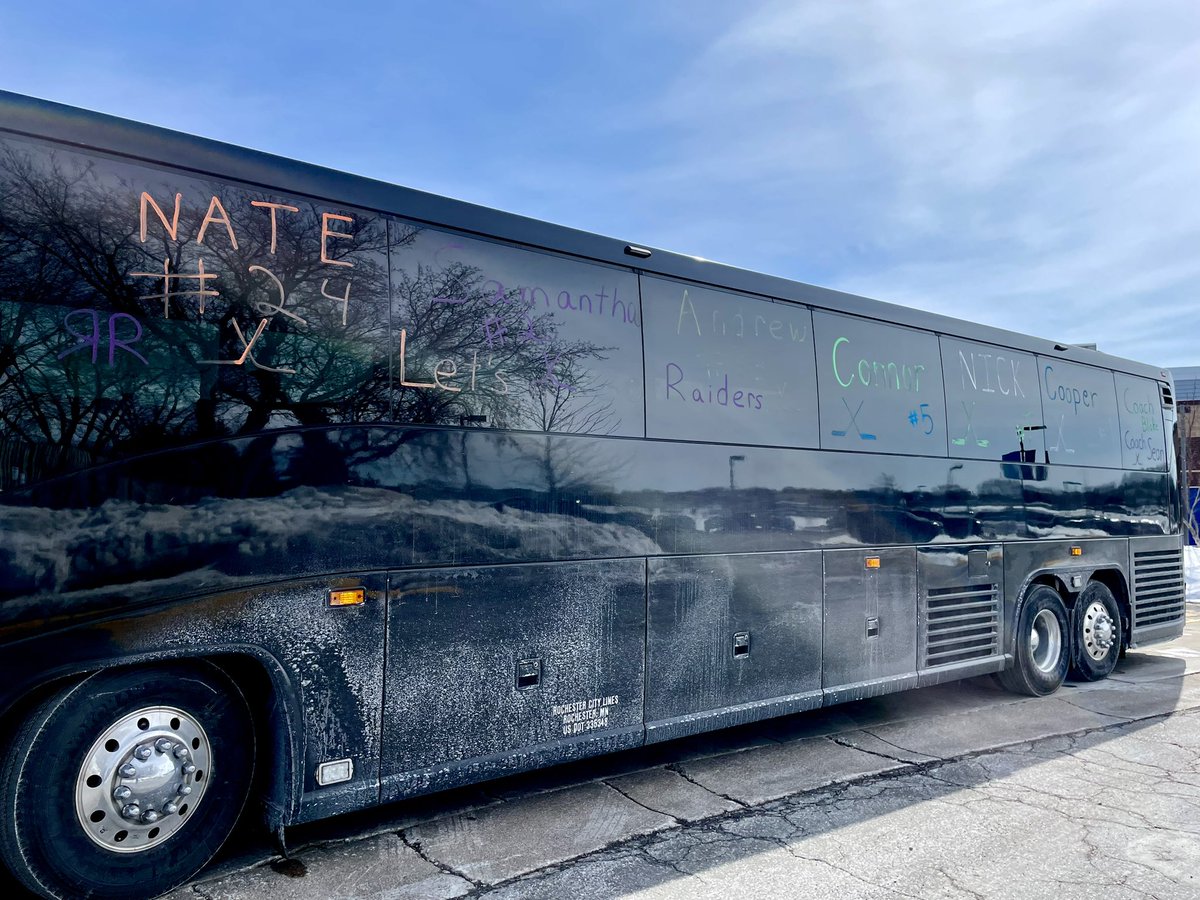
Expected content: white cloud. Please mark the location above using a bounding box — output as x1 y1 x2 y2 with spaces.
633 0 1200 366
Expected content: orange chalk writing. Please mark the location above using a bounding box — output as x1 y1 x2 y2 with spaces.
130 257 219 318
200 317 295 375
398 328 436 388
249 265 306 326
321 278 352 326
197 195 239 249
320 213 354 267
140 191 182 243
250 200 300 254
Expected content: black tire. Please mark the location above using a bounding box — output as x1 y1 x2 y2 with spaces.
0 662 254 899
1070 581 1123 682
998 585 1070 696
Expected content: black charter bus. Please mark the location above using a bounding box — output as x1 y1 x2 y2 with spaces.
0 91 1186 898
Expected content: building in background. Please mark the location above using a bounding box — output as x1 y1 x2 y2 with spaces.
1171 366 1200 543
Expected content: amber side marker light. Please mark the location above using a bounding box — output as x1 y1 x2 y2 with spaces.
1070 546 1083 557
327 588 365 607
865 557 881 569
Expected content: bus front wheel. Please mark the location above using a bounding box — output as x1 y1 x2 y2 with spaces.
1070 581 1122 682
0 661 254 899
999 585 1069 696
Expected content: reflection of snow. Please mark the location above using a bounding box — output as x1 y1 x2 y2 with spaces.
788 516 829 529
0 485 662 612
1186 546 1200 604
1026 525 1109 539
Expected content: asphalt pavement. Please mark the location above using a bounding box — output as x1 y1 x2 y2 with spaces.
171 607 1200 900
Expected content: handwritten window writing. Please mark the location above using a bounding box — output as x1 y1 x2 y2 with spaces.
813 312 945 456
387 224 643 435
0 131 392 478
128 177 389 431
57 310 148 366
642 276 818 447
939 337 1042 463
1114 374 1166 472
134 190 366 376
1035 358 1121 468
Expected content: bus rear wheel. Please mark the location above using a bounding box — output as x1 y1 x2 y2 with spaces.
0 662 254 899
1070 581 1122 682
999 585 1069 696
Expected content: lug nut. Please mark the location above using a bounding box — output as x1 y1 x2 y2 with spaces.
163 802 179 815
177 785 192 796
113 786 132 801
134 745 153 761
141 810 160 824
155 738 174 754
118 763 137 778
121 804 141 820
173 746 190 760
182 763 197 775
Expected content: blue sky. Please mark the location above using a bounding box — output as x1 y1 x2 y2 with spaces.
2 0 1197 367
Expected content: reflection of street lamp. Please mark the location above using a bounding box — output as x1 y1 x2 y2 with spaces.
729 455 746 491
458 416 487 489
944 464 963 516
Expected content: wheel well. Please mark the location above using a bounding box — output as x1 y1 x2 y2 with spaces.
204 654 294 833
1028 572 1068 599
0 653 294 838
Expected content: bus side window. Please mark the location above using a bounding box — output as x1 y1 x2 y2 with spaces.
1115 373 1168 472
386 223 644 436
812 312 947 457
642 276 819 448
939 336 1043 467
1036 357 1122 469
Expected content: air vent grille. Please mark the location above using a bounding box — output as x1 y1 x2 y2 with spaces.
1133 548 1184 628
924 583 1000 668
1159 382 1174 408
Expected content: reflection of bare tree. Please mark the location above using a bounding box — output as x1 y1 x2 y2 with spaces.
519 351 617 436
0 137 626 494
0 147 210 478
390 247 616 436
0 138 393 487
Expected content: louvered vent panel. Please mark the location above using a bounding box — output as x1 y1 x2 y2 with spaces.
1133 548 1184 627
1159 382 1174 408
924 583 999 668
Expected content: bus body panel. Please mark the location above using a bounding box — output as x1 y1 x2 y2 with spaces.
645 550 824 743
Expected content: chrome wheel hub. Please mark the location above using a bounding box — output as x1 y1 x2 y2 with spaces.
74 706 211 853
1030 608 1062 674
1082 600 1116 661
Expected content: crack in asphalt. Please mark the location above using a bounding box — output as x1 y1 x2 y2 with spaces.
398 830 483 891
778 842 931 900
664 764 751 809
601 779 680 823
828 733 925 764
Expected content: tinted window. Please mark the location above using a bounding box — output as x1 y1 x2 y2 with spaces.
1115 374 1167 471
1037 358 1121 468
813 312 946 456
0 134 390 488
940 337 1044 462
642 276 818 446
388 225 643 436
